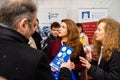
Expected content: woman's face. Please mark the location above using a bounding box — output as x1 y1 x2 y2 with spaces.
58 22 68 38
94 22 105 42
77 27 82 33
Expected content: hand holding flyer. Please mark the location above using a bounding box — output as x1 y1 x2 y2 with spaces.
50 45 73 71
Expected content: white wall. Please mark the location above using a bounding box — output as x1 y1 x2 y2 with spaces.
108 0 120 22
34 0 120 22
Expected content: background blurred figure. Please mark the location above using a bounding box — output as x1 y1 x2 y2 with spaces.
80 18 120 80
76 23 90 80
32 19 42 50
43 22 60 54
76 23 89 46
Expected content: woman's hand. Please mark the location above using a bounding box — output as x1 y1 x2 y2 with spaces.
84 46 93 62
79 56 91 69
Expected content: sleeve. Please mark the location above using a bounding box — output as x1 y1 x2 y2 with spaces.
71 48 86 72
90 59 98 66
88 51 120 80
42 37 50 54
35 51 54 80
58 67 72 80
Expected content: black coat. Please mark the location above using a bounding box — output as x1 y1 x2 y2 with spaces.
88 50 120 80
32 31 42 50
0 25 72 80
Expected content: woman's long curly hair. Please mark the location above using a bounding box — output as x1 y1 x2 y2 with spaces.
92 18 120 61
61 19 83 58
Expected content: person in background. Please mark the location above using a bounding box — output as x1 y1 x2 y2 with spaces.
76 23 90 80
32 19 42 50
80 18 120 80
0 0 73 80
43 22 60 54
48 19 86 80
76 23 89 46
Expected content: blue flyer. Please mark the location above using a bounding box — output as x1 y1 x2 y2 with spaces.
50 45 73 71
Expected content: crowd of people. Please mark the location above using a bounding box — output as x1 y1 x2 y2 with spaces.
0 0 120 80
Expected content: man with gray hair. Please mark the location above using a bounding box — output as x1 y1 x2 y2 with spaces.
0 0 72 80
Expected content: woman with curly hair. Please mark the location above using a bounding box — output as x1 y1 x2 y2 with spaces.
80 18 120 80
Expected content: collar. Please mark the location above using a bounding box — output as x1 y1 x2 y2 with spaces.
0 23 29 44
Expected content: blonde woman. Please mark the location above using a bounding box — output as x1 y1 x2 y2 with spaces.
80 18 120 80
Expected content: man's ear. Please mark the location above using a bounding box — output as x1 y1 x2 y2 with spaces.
16 18 29 37
17 18 28 32
19 18 28 29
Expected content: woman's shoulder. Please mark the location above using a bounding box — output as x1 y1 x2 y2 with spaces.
109 49 120 62
112 49 120 56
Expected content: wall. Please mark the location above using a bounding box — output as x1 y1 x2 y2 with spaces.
108 0 120 22
34 0 120 22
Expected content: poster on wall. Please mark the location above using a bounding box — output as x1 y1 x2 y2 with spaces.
81 22 97 44
78 8 108 22
38 23 50 40
78 8 108 44
37 7 67 39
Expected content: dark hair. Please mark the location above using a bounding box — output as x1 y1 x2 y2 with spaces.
0 0 37 30
50 22 60 29
76 23 84 32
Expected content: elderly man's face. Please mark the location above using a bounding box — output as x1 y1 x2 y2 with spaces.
16 13 37 39
25 13 37 39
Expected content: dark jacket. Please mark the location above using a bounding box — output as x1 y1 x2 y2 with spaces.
88 50 120 80
32 31 42 50
0 25 72 80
